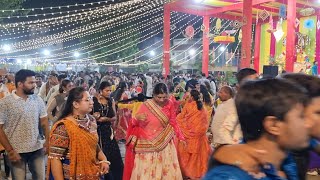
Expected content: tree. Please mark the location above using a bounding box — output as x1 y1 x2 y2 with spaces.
79 22 140 63
0 0 26 19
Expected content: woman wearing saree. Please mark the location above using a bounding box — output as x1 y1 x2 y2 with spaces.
176 90 211 179
128 83 184 180
47 87 109 179
92 81 124 180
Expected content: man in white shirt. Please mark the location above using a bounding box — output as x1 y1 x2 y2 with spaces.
211 86 242 147
144 73 153 97
0 69 49 180
38 71 59 103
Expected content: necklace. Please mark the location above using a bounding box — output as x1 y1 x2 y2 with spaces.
73 114 91 131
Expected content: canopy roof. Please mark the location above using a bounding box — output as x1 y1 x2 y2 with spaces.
167 0 320 21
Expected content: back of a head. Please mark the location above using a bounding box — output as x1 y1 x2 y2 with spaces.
236 79 307 142
190 89 203 110
236 68 257 84
280 73 320 98
153 83 168 95
221 85 234 98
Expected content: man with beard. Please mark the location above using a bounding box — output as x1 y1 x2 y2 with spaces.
0 69 49 180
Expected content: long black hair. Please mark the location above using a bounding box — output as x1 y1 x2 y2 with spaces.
190 90 203 110
59 87 86 120
153 83 168 95
59 79 71 93
113 81 127 102
200 85 212 106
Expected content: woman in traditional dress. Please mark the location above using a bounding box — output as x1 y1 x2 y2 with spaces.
200 85 214 122
129 83 185 180
176 90 211 179
113 81 131 141
47 79 74 124
47 87 110 179
92 81 124 180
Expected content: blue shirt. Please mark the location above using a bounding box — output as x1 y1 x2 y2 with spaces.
204 155 298 180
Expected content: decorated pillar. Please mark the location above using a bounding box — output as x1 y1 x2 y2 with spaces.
240 0 253 69
285 0 296 72
202 16 210 77
163 5 171 77
254 23 261 73
316 15 320 74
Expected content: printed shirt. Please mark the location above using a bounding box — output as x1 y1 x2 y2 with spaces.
0 91 47 153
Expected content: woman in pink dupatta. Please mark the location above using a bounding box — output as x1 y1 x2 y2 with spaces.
126 83 184 180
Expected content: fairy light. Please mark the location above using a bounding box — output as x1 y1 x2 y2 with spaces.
42 12 184 60
3 4 168 52
92 14 205 65
53 13 201 64
0 0 154 34
136 19 233 66
226 41 241 65
0 0 162 19
89 14 203 64
52 12 199 63
173 20 232 64
5 10 169 58
1 1 166 43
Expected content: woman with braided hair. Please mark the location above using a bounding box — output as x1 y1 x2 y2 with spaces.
176 90 211 179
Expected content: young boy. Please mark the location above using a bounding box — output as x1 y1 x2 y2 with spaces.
204 78 311 180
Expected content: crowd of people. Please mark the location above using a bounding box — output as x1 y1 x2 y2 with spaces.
0 67 319 180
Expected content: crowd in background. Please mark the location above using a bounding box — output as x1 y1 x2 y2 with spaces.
0 68 319 180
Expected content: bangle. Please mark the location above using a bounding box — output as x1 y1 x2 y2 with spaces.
99 160 111 165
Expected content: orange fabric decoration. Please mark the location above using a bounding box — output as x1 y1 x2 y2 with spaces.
176 101 211 179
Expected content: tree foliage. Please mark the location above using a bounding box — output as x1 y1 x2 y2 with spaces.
0 0 25 17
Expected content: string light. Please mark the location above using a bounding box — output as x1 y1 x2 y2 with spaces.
94 14 204 65
4 10 171 58
173 20 233 64
90 15 202 64
1 1 165 43
0 0 117 13
0 0 155 33
43 12 185 60
0 2 147 37
2 4 168 52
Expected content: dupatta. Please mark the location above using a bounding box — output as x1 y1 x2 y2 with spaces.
128 100 175 153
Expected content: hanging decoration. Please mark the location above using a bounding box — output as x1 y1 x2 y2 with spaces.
238 29 242 41
296 32 311 50
183 25 195 39
259 9 270 21
267 14 276 33
295 18 300 28
273 21 284 42
299 8 315 17
216 18 222 30
213 31 235 44
231 20 243 29
279 4 286 19
304 19 315 29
